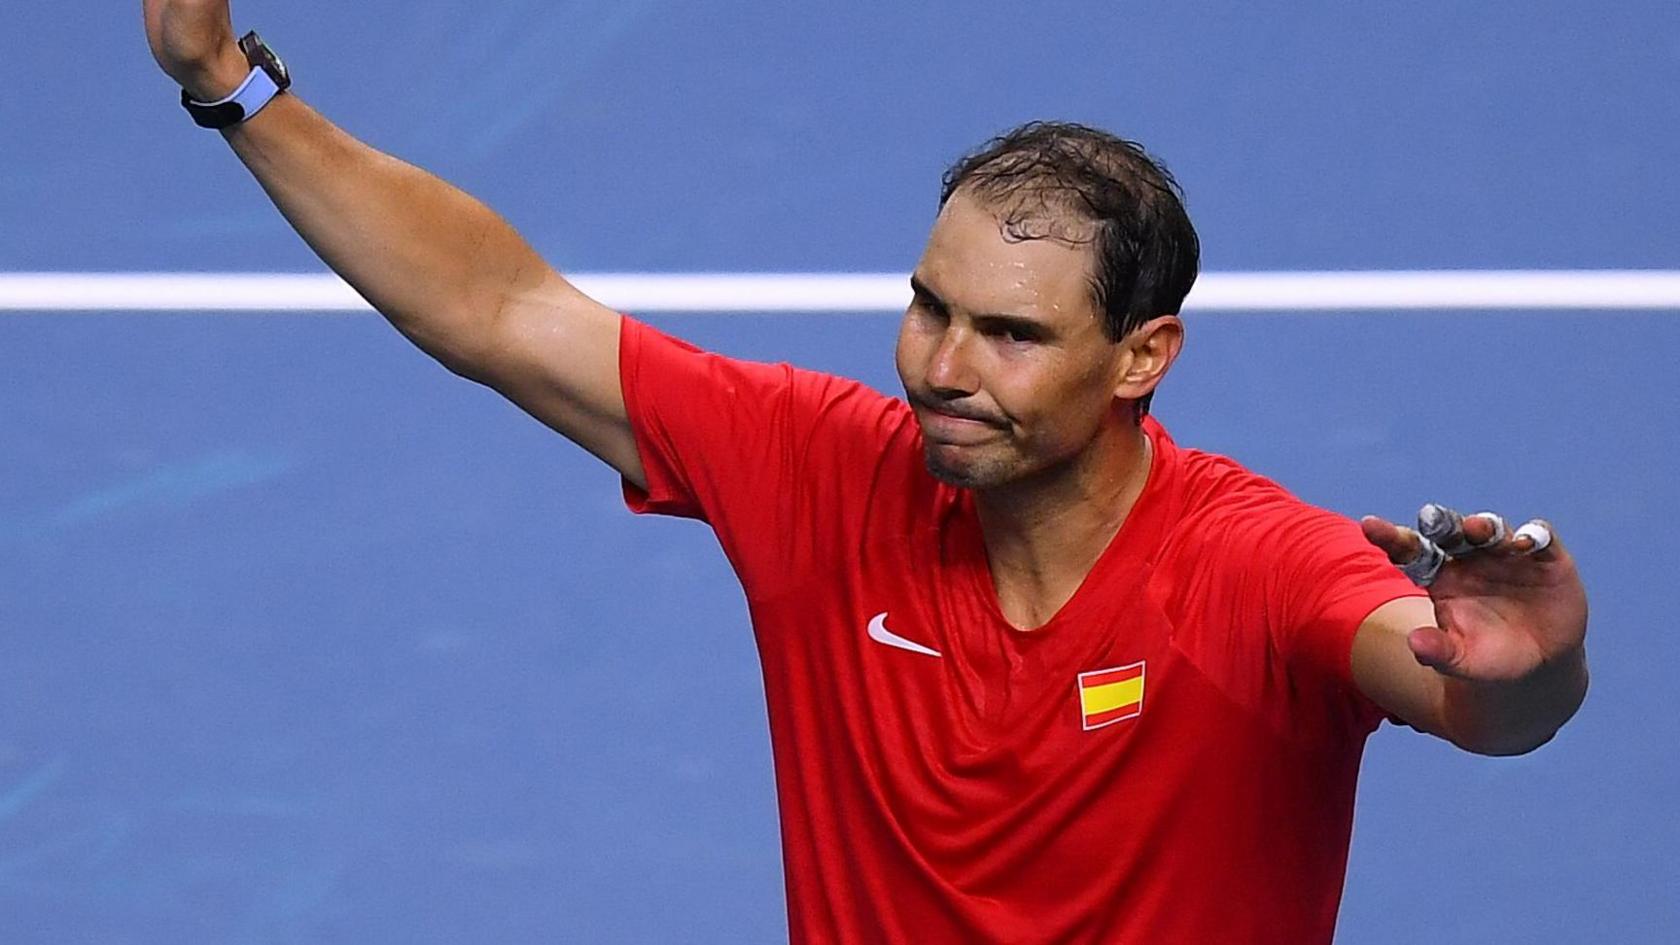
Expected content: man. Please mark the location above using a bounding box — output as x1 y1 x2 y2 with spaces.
143 3 1590 942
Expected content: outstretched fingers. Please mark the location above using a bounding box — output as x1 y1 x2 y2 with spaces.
1365 504 1563 591
1416 503 1558 558
1418 503 1507 556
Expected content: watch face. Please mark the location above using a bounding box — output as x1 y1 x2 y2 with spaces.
239 30 291 90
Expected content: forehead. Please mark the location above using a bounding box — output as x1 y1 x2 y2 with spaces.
915 191 1099 321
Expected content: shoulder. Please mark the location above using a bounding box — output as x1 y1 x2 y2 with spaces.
1150 428 1410 626
1167 439 1311 536
1148 429 1362 590
623 315 914 439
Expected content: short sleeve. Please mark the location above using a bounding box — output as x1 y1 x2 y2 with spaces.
616 315 906 588
1261 502 1429 731
1158 476 1426 741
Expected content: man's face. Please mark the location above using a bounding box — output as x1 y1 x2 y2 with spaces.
895 191 1130 490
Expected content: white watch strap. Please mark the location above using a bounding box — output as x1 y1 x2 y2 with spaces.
188 66 282 122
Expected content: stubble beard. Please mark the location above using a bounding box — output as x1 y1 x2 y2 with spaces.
923 431 1098 496
922 442 1018 490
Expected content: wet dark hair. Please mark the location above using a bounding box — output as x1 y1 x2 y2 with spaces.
940 121 1200 420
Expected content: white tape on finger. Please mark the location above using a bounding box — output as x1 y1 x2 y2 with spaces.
1514 521 1553 553
1467 511 1508 548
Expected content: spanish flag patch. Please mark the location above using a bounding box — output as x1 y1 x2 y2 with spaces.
1078 661 1146 730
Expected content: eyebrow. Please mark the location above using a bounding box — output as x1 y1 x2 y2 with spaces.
909 275 1054 340
908 275 947 310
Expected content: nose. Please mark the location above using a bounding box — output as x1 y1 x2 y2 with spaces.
925 325 978 398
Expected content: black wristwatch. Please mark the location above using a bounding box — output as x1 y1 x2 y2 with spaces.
181 31 291 129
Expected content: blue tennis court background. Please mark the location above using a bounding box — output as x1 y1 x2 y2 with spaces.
3 2 1678 941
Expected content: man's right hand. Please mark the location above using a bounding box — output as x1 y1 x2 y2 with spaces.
142 0 249 101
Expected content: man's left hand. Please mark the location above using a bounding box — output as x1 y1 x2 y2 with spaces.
1360 505 1588 684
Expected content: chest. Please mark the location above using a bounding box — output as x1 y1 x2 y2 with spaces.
752 540 1211 793
751 564 1301 893
744 500 1339 897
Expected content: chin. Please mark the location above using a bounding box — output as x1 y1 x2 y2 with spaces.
922 443 1015 490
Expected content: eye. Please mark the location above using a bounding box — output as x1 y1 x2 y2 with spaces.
984 323 1038 344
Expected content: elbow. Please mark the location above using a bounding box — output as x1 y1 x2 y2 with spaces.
418 339 496 387
436 347 494 385
406 304 508 387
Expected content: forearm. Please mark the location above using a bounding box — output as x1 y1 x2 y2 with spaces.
1439 646 1590 756
214 80 552 375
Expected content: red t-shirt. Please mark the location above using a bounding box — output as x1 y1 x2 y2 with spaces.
618 316 1425 944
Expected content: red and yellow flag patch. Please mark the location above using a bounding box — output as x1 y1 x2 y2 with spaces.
1077 661 1146 730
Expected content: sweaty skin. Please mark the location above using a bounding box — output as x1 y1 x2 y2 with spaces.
895 191 1182 631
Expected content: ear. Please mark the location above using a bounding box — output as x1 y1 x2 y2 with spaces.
1112 315 1184 401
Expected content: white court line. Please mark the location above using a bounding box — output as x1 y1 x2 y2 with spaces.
2 271 1679 313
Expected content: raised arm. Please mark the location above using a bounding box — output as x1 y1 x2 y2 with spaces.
142 0 646 489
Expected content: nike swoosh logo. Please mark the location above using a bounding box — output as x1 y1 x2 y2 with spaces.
867 612 941 658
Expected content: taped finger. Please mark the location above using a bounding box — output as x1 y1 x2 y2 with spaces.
1418 503 1474 555
1399 529 1449 586
1513 519 1553 554
1465 511 1508 549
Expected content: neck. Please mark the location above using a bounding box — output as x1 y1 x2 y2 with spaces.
974 417 1153 630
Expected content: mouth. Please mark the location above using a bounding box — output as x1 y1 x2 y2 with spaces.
913 400 1004 443
911 396 1001 425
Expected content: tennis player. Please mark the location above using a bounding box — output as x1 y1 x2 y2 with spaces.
144 3 1591 942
